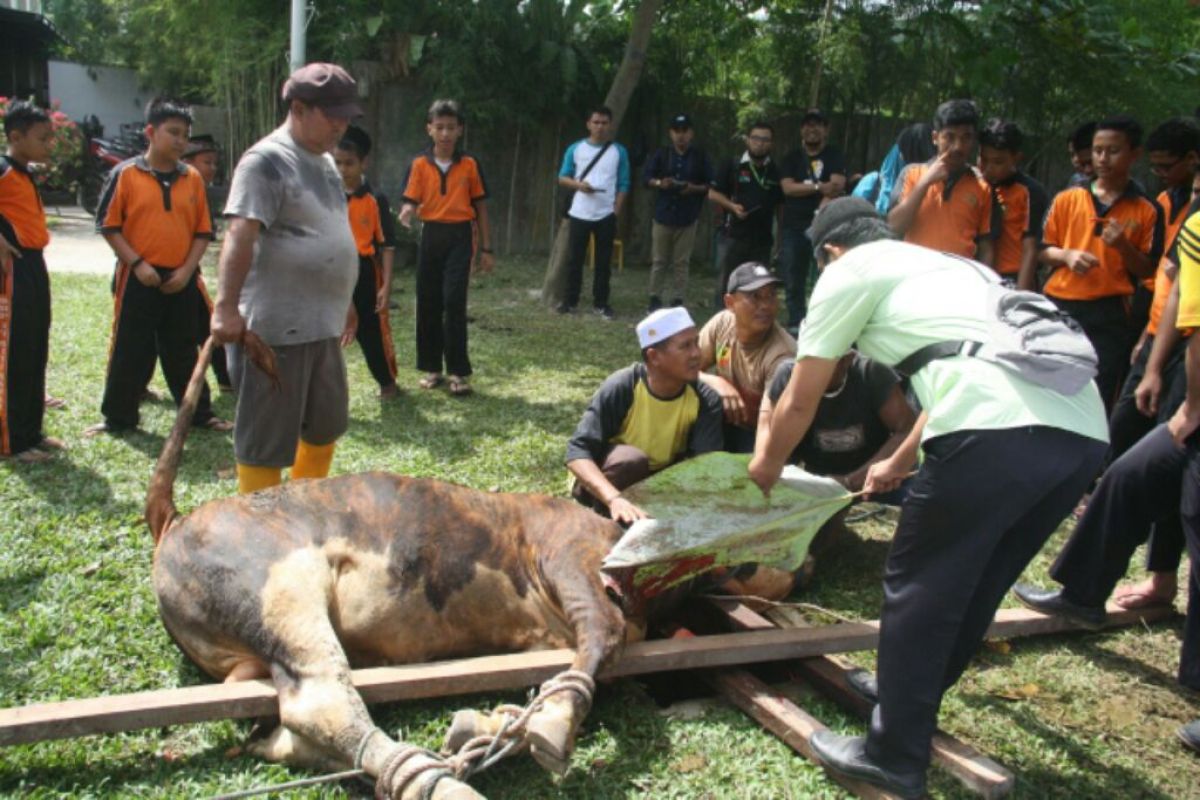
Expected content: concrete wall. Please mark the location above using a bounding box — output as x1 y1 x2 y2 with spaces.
47 60 160 137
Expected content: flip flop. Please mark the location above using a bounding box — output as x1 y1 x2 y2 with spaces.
419 373 444 390
44 395 67 410
448 376 473 397
7 448 53 464
200 417 235 432
38 436 68 451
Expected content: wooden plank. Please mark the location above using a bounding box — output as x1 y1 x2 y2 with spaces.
662 627 899 800
712 599 1177 799
713 600 1013 798
0 603 1175 748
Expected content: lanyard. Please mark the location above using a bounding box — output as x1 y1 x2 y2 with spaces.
746 159 768 191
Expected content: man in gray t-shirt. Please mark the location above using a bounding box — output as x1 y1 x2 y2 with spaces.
211 62 362 494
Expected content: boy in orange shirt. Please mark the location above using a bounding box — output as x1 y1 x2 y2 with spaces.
977 119 1048 290
1040 114 1164 414
0 101 64 462
335 126 398 398
87 98 231 435
399 99 493 397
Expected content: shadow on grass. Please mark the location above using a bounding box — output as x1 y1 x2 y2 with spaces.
7 452 116 508
958 695 1178 799
0 567 46 615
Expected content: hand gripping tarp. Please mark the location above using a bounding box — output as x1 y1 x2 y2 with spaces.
601 452 852 599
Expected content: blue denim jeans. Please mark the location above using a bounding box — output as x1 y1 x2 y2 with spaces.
778 226 815 328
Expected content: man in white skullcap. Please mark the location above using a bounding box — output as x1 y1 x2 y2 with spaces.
566 307 724 524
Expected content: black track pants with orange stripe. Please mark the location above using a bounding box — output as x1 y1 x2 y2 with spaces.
101 264 214 429
196 275 231 388
352 255 398 389
1 249 50 455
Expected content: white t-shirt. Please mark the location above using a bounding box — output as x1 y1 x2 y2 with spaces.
558 139 631 222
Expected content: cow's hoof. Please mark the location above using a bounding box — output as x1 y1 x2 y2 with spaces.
424 775 485 800
443 709 503 754
525 706 575 775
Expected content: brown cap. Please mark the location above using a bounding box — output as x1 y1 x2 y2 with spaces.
281 63 363 119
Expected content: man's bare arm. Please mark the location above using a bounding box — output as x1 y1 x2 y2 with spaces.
210 217 261 343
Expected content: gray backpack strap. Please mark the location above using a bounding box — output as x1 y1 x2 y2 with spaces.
894 340 983 378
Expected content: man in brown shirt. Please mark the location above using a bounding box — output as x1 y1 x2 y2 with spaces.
698 262 797 452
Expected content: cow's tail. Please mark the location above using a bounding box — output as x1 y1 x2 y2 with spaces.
145 332 278 544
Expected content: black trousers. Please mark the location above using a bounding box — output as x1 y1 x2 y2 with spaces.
195 276 230 388
352 255 397 389
1051 424 1199 690
101 264 214 429
867 426 1105 776
416 221 473 377
1051 296 1136 416
565 213 616 309
1 248 50 455
1105 334 1189 572
715 236 772 308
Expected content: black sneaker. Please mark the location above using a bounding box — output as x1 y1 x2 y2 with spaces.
595 305 615 321
647 295 663 312
555 303 577 315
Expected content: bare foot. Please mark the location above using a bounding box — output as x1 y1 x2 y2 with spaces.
44 394 67 410
1112 574 1177 610
6 448 53 464
199 417 235 432
39 436 67 451
380 384 400 399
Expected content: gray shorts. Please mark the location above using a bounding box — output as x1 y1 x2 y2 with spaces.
227 337 349 467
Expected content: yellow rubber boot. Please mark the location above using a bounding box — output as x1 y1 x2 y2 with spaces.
291 440 336 480
236 464 282 495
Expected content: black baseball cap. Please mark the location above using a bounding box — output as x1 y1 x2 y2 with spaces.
282 63 363 119
669 113 693 130
800 108 829 125
727 262 782 294
806 197 881 253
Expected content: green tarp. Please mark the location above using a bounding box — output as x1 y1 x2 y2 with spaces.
601 452 852 599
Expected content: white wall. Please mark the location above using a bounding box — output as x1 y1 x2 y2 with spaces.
2 1 44 13
47 60 161 137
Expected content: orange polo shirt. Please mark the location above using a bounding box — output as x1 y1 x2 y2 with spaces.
400 150 488 223
347 182 386 257
0 156 49 250
97 156 212 268
1147 188 1195 336
989 171 1048 276
1041 182 1163 301
892 162 993 258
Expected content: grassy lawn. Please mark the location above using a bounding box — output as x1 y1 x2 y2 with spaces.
1 253 1196 799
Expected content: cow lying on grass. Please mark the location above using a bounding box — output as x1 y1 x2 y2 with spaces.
144 338 641 800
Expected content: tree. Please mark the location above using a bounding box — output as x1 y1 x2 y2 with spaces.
540 0 664 306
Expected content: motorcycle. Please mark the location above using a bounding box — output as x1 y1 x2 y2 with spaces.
76 115 146 214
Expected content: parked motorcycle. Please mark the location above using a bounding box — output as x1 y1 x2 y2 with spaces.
76 115 146 214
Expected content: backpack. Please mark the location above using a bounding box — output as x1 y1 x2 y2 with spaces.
894 258 1098 396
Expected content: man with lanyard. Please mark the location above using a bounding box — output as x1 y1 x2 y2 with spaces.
708 120 783 309
779 108 846 331
644 113 712 312
750 197 1107 797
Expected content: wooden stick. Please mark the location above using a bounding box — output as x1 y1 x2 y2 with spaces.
0 604 1174 747
712 599 1016 798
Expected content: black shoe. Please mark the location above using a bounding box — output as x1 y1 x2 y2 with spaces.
809 730 926 799
647 295 663 312
595 305 615 321
1179 719 1200 754
1012 584 1106 630
845 669 878 704
555 303 577 315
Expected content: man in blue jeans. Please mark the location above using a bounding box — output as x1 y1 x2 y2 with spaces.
779 108 846 331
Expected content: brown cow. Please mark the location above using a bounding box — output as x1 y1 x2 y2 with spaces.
145 339 638 799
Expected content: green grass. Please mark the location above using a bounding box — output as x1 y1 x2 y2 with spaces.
1 254 1196 798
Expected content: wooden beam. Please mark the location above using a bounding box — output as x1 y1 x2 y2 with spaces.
713 600 1014 798
0 604 1174 748
664 627 900 799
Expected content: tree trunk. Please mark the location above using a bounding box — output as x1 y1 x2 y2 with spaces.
539 0 663 306
505 126 521 255
808 0 835 107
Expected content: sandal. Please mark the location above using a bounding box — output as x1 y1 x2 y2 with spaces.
200 417 235 432
419 373 444 390
39 436 68 451
44 394 67 410
448 375 473 397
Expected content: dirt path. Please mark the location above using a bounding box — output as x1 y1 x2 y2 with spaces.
44 206 115 275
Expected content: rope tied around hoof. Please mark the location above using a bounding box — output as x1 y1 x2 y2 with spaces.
441 668 598 779
375 744 452 800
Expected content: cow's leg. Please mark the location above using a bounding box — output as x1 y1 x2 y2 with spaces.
525 562 625 774
248 565 482 800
